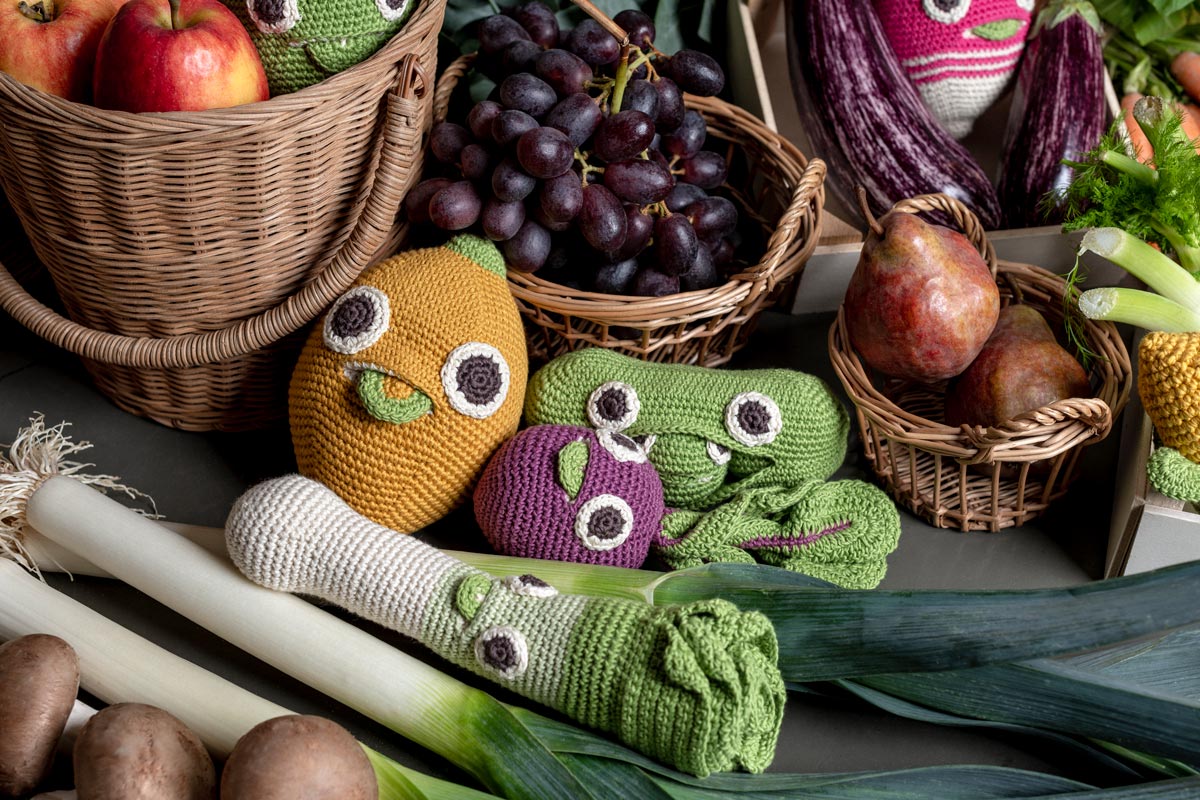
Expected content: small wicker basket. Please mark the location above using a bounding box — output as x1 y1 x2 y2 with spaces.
0 0 446 431
431 38 826 367
828 194 1132 532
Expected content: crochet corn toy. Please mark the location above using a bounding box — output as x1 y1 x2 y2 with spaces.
223 0 415 95
289 235 527 535
475 425 901 588
1138 332 1200 502
226 474 786 777
873 0 1032 139
525 348 851 509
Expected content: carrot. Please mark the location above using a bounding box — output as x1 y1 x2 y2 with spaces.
1171 51 1200 105
1122 92 1154 164
1179 104 1200 154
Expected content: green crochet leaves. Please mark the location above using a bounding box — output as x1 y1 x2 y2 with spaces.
447 234 506 280
525 348 851 511
556 439 589 501
356 369 432 424
1147 447 1200 504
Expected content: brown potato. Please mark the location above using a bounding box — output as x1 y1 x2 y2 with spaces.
74 703 215 800
0 634 79 797
220 715 376 800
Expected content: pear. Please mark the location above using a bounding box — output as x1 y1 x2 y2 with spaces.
944 304 1090 428
844 209 1000 383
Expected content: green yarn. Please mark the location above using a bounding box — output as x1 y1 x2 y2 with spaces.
455 573 493 621
219 0 416 96
557 439 588 501
656 481 900 590
1147 447 1200 504
447 234 506 280
525 348 850 510
356 370 432 424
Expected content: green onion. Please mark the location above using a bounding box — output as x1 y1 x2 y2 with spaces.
0 559 488 800
1078 287 1200 331
1080 228 1200 310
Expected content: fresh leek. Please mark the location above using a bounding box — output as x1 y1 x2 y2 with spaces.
1079 228 1200 309
1077 286 1200 331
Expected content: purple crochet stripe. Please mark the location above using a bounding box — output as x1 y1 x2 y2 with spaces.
741 519 852 550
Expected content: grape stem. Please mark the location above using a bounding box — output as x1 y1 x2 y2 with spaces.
610 47 658 115
574 150 604 185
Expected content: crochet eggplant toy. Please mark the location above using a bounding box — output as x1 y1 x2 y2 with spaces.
474 424 901 588
289 235 527 535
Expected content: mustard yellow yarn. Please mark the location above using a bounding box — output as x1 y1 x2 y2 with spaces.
290 236 528 534
1139 331 1200 464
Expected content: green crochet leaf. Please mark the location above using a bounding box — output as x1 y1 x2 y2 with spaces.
557 439 589 501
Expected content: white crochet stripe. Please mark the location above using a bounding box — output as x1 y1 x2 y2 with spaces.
907 57 1021 81
899 41 1026 68
225 475 462 640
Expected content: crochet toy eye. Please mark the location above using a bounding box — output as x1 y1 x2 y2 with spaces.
725 392 782 447
442 343 511 418
501 574 559 598
247 0 300 33
1015 0 1034 9
323 286 390 355
375 0 410 21
922 0 970 24
574 494 634 551
597 430 648 464
706 440 731 465
587 381 640 431
632 434 656 454
474 626 529 680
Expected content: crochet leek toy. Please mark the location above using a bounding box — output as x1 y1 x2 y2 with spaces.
524 348 851 510
1139 332 1200 503
289 235 527 535
225 474 785 777
475 425 900 588
222 0 415 95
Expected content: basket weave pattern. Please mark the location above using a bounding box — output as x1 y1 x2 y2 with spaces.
0 0 445 431
828 194 1132 532
432 53 826 367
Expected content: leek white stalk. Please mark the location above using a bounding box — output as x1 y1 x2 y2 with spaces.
1078 287 1200 332
0 559 491 800
1080 228 1200 311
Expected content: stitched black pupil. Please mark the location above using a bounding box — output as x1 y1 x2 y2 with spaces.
519 574 550 588
386 0 404 10
596 388 628 421
712 443 729 457
931 0 964 10
457 355 501 405
588 506 627 540
253 0 287 25
612 433 639 451
738 402 771 436
482 635 520 670
332 296 374 339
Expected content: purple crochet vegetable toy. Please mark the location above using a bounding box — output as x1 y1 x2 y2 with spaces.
474 425 901 588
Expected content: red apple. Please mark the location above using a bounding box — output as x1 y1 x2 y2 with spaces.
92 0 268 112
0 0 127 102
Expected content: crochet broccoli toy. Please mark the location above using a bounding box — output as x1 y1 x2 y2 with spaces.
1139 331 1200 503
475 425 900 588
289 235 527 535
226 474 786 777
223 0 416 95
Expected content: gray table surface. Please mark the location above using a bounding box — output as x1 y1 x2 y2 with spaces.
0 305 1121 790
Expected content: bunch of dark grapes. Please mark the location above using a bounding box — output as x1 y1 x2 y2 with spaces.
406 3 738 297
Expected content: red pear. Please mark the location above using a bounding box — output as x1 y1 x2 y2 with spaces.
844 209 999 383
945 304 1091 427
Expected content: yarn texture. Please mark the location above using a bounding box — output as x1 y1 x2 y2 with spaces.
873 0 1031 139
226 474 786 777
1138 331 1200 503
290 235 527 535
221 0 416 95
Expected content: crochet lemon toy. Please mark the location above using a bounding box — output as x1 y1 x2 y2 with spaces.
289 235 527 534
1139 331 1200 502
222 0 416 95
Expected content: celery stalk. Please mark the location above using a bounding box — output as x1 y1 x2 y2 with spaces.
1080 228 1200 308
1078 287 1200 331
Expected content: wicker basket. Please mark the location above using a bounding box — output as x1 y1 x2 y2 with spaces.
828 194 1133 532
0 0 445 432
430 46 826 367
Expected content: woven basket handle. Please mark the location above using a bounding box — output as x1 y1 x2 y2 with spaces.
0 54 428 370
958 397 1113 465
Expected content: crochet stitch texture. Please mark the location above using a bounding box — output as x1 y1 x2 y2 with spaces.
1139 331 1200 502
290 235 527 535
226 474 786 777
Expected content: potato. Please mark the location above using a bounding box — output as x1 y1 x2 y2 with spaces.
219 715 376 800
73 703 215 800
0 634 79 797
